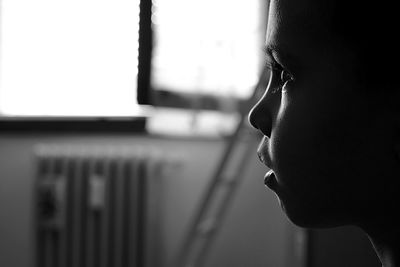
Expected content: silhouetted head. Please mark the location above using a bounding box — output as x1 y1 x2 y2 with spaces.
249 0 400 230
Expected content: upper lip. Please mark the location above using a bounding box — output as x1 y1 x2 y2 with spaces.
257 137 273 169
257 151 272 169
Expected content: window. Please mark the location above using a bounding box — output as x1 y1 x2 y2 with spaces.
0 0 140 117
0 0 266 117
151 0 266 107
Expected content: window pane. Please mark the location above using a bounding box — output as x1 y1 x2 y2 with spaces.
0 0 140 116
151 0 265 99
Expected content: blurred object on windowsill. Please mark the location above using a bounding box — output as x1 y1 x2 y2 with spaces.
151 89 242 113
143 106 240 138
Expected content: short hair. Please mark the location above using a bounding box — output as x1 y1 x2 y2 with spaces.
330 2 398 92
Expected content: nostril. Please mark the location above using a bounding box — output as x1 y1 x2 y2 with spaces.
248 106 272 137
259 124 272 138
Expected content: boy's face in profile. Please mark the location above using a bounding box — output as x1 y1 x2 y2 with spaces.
249 0 397 228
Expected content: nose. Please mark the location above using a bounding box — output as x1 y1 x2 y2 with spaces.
247 69 279 137
248 96 273 137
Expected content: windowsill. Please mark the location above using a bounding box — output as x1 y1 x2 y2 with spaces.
145 106 241 139
0 106 241 138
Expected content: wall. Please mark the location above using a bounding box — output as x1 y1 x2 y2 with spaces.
0 133 293 267
0 133 381 267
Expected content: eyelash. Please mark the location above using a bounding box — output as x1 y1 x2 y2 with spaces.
265 62 294 93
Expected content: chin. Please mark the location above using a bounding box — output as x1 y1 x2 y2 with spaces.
279 198 350 229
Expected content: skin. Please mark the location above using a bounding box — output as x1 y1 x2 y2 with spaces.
248 0 400 266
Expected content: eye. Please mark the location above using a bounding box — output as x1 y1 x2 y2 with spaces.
267 65 294 94
279 69 294 91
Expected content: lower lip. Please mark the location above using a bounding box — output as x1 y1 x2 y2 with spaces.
264 170 276 188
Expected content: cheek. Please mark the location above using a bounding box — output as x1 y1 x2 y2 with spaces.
269 97 351 226
269 86 384 226
271 93 332 182
271 85 361 178
272 91 357 186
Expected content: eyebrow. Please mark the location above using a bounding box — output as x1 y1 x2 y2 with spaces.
263 44 282 69
264 43 297 71
264 44 277 58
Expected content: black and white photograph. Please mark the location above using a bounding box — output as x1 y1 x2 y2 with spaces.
0 0 397 266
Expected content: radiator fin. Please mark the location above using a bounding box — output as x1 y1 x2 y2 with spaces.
34 146 177 267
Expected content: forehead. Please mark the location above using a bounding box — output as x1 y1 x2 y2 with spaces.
266 0 338 58
267 0 334 38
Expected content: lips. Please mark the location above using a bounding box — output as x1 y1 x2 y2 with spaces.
264 169 276 187
257 136 277 188
257 136 273 169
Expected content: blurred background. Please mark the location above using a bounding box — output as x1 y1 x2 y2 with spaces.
0 0 380 266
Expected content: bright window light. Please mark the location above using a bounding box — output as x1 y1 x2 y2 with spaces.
0 0 140 116
151 0 265 99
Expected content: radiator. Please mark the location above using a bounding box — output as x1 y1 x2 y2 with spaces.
34 145 178 267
